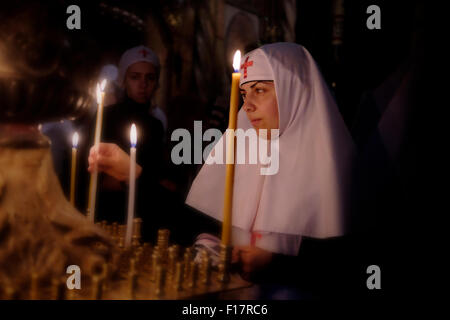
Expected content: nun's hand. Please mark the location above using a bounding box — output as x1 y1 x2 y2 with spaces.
234 245 273 280
88 143 142 182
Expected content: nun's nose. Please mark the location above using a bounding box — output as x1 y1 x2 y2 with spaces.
138 77 148 88
242 99 256 112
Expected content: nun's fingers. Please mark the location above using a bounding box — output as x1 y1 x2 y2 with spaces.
239 247 273 274
96 153 115 168
102 153 130 181
98 163 112 172
88 143 118 167
89 145 97 157
87 162 111 174
94 143 117 157
88 147 141 182
88 144 101 160
87 154 97 172
88 158 95 170
239 252 254 274
88 148 98 166
88 152 112 171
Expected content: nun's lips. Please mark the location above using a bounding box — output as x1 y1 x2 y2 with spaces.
250 118 262 125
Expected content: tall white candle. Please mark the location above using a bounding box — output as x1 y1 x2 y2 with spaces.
70 132 79 205
87 79 107 222
125 124 137 247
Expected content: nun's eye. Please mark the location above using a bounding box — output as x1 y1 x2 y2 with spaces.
241 93 246 100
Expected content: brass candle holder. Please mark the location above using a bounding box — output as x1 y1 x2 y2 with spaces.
217 244 232 283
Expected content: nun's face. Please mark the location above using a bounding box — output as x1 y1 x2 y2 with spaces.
240 81 279 136
124 61 158 104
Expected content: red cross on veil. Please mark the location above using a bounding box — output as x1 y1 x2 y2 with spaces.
139 49 148 58
240 56 253 79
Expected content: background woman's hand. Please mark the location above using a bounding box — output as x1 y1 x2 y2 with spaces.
88 143 142 182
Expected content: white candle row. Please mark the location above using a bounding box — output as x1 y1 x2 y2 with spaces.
69 79 138 248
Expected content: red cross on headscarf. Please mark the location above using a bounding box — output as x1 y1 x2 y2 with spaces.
139 49 148 58
240 56 254 79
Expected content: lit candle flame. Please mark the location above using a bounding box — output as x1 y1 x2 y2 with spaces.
233 50 241 73
72 132 79 148
96 79 107 104
130 124 137 147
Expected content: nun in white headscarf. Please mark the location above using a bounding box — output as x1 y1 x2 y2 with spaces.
186 43 355 269
115 45 168 132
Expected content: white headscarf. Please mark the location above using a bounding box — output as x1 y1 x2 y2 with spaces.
186 43 355 254
116 45 160 86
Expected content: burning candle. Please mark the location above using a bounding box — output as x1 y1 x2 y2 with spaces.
70 132 79 205
87 79 107 222
221 50 241 246
125 124 137 247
